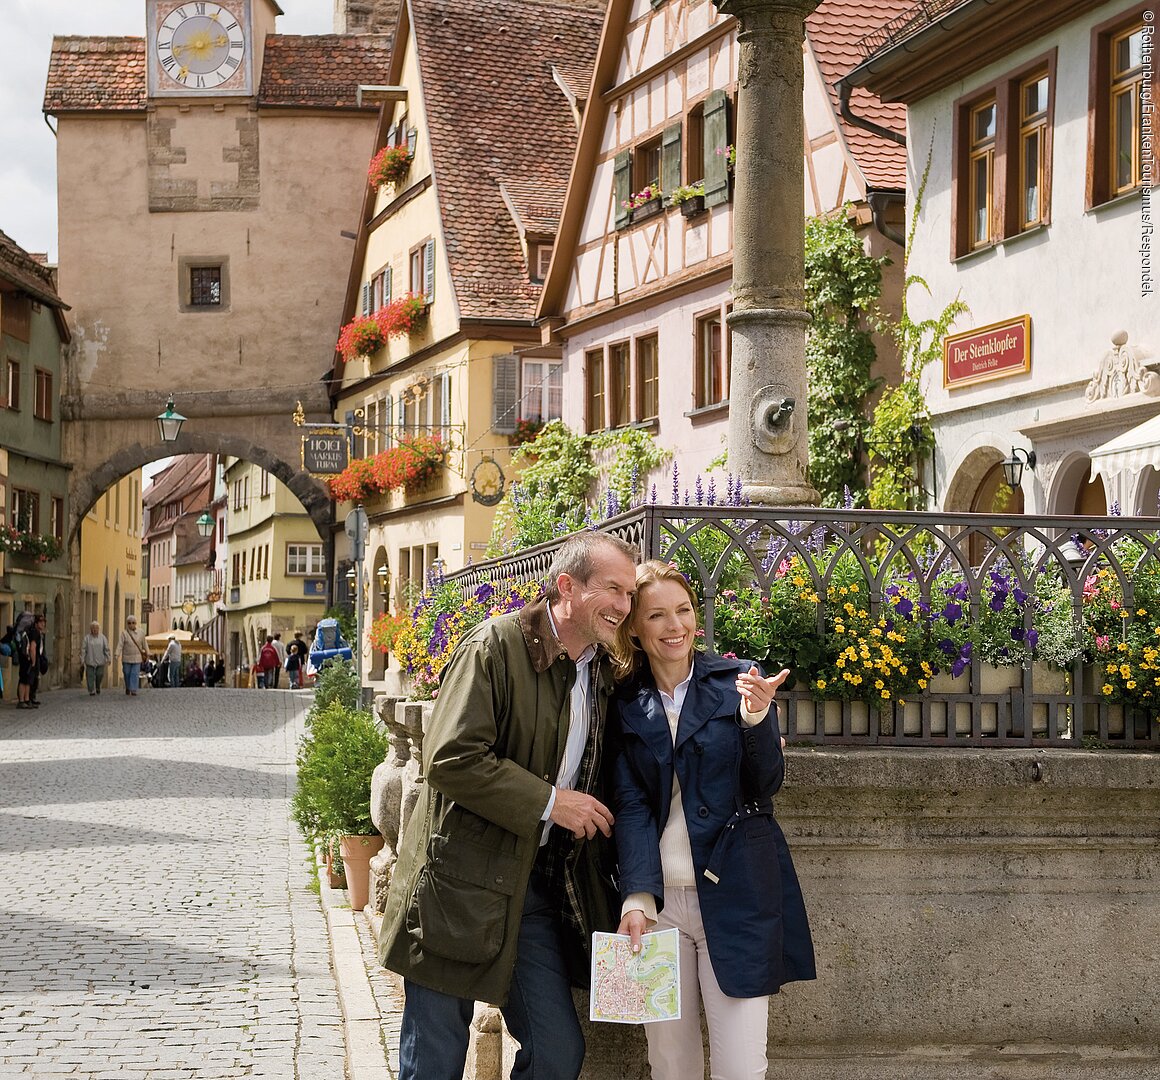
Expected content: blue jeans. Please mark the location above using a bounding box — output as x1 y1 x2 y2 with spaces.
123 662 140 692
169 661 180 688
398 867 584 1080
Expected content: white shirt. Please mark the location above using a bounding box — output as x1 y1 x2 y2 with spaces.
540 608 596 845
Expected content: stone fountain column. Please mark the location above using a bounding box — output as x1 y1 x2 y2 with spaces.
716 0 821 506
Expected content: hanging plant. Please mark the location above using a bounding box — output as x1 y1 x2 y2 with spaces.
368 144 414 189
0 525 62 562
380 293 429 338
328 434 447 501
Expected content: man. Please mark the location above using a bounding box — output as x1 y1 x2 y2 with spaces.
16 614 44 709
269 633 287 689
259 636 281 690
379 532 639 1080
82 621 111 696
163 635 182 688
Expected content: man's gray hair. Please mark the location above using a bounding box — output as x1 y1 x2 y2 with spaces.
544 531 639 602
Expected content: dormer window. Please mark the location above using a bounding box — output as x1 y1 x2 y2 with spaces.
533 244 553 283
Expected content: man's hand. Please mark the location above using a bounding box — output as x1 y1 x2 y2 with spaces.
549 789 614 839
617 909 649 954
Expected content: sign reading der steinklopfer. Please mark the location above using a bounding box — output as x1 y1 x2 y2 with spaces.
943 315 1031 389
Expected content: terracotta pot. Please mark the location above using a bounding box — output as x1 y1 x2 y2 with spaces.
325 850 347 891
339 834 385 910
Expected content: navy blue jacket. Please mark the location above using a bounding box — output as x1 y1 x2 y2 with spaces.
610 651 816 997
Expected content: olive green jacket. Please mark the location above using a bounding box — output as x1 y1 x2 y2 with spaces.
377 596 618 1006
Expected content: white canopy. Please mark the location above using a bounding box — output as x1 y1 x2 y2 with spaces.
1089 412 1160 485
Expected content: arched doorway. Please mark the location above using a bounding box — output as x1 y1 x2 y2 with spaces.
967 460 1024 566
1050 456 1108 516
1134 467 1160 517
369 545 389 681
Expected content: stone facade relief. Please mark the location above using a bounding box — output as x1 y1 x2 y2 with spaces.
1085 330 1157 401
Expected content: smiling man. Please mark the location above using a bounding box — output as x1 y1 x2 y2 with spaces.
379 531 639 1080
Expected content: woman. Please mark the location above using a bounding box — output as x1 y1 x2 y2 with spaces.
117 615 147 696
611 560 815 1080
284 642 303 689
82 621 111 696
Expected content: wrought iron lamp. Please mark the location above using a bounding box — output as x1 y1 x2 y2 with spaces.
196 511 214 538
1001 447 1036 490
156 395 187 442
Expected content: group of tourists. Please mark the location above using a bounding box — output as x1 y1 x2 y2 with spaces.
1 611 48 709
255 631 309 689
377 532 816 1080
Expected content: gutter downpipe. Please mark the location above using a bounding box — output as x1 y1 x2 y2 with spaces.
836 79 907 246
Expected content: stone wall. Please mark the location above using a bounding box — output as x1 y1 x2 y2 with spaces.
370 698 1160 1079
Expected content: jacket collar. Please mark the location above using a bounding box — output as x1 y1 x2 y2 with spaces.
625 651 731 755
519 596 572 673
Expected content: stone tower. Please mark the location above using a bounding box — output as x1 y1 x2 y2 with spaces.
333 0 400 33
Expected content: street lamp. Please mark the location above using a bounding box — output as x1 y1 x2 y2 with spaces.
1001 447 1037 490
156 395 187 442
196 511 214 538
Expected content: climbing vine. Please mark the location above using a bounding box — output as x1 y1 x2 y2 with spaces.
803 210 886 506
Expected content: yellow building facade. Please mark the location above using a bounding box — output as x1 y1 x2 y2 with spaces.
77 470 144 687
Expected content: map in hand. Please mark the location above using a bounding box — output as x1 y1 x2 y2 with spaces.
589 928 681 1024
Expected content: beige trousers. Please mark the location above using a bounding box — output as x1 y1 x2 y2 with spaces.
644 885 769 1080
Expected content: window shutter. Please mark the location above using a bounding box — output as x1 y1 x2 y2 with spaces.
384 266 393 303
614 150 633 228
661 123 682 195
492 354 519 434
386 123 397 146
703 90 730 208
361 282 371 315
423 240 435 300
407 127 417 156
439 372 452 427
397 395 406 431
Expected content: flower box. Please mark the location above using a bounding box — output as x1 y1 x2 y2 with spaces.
632 196 664 222
679 195 706 219
368 144 414 189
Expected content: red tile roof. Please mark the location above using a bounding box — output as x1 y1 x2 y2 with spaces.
258 34 393 108
44 34 393 114
0 230 67 310
500 178 568 237
410 0 601 320
807 0 911 188
43 37 148 113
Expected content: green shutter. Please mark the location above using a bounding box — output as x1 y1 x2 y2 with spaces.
384 266 392 303
703 90 730 208
661 123 682 195
614 150 632 229
423 240 435 300
361 282 371 315
492 355 519 433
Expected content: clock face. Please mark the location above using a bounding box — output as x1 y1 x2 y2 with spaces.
155 3 247 92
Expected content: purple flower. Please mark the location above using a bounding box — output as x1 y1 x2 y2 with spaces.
1026 629 1039 648
475 582 495 603
650 483 658 504
943 601 963 624
695 476 704 506
1013 587 1028 605
1011 626 1024 641
918 600 931 616
938 638 955 657
671 462 680 504
707 477 717 506
990 592 1007 612
897 597 913 618
951 657 969 678
944 581 969 601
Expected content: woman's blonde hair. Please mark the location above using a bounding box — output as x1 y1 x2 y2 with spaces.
611 559 700 681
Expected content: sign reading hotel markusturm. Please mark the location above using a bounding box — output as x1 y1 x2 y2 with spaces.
302 431 349 475
943 315 1031 389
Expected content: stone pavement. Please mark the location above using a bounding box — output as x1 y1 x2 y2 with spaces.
0 685 405 1080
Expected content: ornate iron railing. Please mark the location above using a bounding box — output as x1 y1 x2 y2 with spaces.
445 508 1160 750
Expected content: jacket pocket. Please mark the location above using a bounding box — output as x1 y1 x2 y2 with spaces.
405 833 521 964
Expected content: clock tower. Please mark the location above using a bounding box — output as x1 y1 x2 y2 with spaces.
146 1 255 97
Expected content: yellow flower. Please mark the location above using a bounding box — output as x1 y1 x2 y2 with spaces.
816 678 827 690
1127 680 1137 689
899 665 908 675
839 586 849 595
850 584 859 593
792 576 805 587
1139 609 1148 616
875 679 884 690
881 689 891 699
844 602 855 615
1102 683 1114 695
918 678 928 689
836 657 846 668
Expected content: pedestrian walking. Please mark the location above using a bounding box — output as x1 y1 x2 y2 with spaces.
269 633 286 688
16 614 44 709
285 643 303 689
259 637 281 689
378 531 639 1080
610 561 816 1080
163 635 182 688
83 622 111 695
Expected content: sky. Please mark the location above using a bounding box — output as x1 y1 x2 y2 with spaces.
0 0 335 263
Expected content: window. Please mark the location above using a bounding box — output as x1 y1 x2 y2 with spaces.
32 368 51 420
1088 9 1152 204
51 497 63 542
953 54 1055 255
1019 72 1049 229
585 349 605 433
633 135 662 196
968 99 997 248
687 102 705 184
694 310 727 409
410 239 435 300
5 359 20 411
287 543 325 575
636 333 659 423
533 244 553 283
259 469 271 498
520 360 562 423
190 266 222 306
368 265 392 312
397 543 440 608
11 488 39 533
608 342 630 428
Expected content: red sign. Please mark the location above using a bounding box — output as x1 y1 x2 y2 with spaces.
943 315 1031 388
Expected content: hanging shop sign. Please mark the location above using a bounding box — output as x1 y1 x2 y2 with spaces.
943 315 1031 389
302 430 349 475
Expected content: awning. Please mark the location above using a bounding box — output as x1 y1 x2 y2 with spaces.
1089 412 1160 485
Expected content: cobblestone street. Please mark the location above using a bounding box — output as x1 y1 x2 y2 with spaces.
0 685 391 1080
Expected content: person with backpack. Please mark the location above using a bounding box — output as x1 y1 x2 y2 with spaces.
17 614 45 709
284 642 303 689
258 636 281 690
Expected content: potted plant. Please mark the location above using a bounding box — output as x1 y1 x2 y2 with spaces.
291 695 389 910
670 181 706 218
337 314 388 362
622 180 664 222
367 143 414 189
509 417 545 446
380 292 429 337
